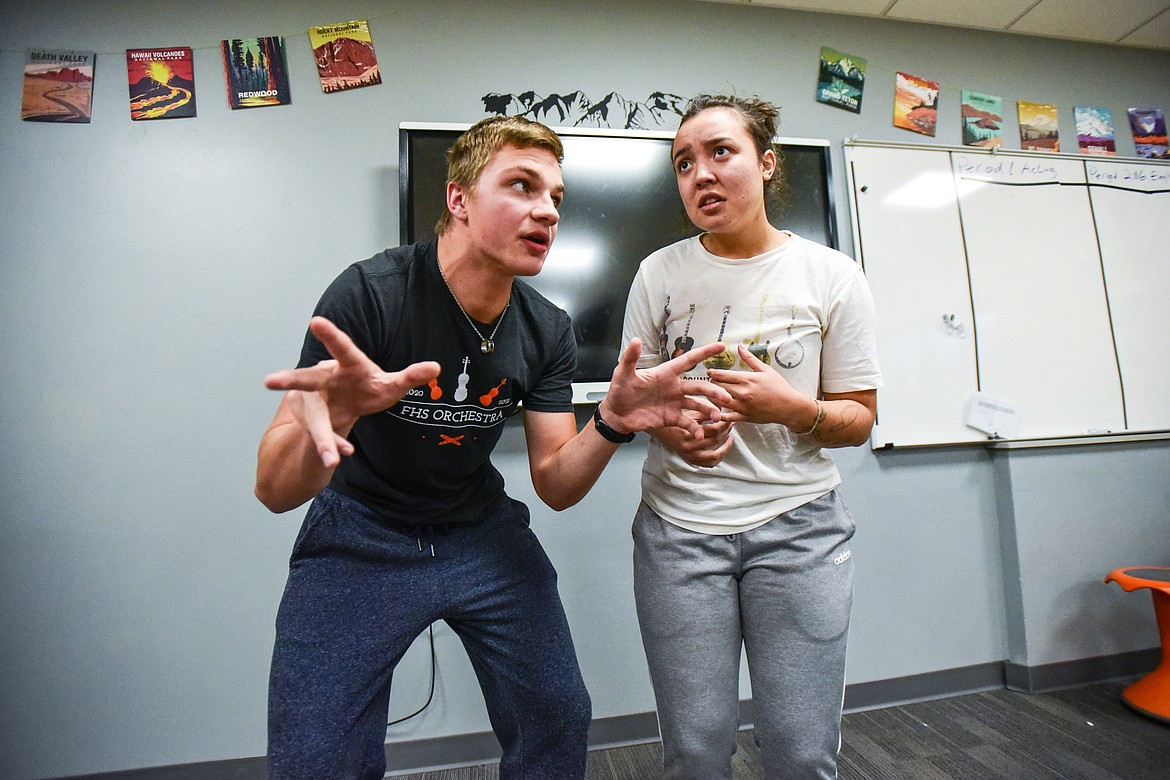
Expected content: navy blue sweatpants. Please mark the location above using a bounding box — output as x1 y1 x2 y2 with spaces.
267 488 591 779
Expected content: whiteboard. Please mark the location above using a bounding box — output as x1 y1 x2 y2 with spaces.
847 146 980 447
1085 161 1170 432
846 142 1170 448
953 155 1125 438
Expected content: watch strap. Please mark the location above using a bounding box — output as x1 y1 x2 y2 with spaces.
593 405 635 444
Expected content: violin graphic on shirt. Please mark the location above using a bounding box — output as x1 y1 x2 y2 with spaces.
454 356 470 402
480 378 506 406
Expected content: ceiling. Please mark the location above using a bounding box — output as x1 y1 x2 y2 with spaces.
694 0 1170 50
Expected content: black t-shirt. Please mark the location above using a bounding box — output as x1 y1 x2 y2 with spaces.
297 240 576 526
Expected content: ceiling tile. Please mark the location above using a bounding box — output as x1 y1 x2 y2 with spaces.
1120 7 1170 48
885 0 1038 29
742 0 898 14
1010 0 1170 44
688 0 1170 49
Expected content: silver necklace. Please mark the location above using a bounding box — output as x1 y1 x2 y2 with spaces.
437 260 510 354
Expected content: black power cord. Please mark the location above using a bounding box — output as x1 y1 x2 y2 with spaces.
387 623 437 726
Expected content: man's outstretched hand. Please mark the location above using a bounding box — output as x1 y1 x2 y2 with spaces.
601 339 732 440
265 317 440 466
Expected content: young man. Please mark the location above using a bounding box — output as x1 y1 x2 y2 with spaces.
255 116 731 780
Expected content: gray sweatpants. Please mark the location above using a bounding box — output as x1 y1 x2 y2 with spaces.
633 490 855 780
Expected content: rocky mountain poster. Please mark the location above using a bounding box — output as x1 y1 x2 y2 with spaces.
22 49 94 123
308 19 381 94
126 46 196 120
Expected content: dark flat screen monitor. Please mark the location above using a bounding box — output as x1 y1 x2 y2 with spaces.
399 123 837 401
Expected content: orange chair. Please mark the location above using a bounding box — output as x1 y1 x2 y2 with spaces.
1104 566 1170 722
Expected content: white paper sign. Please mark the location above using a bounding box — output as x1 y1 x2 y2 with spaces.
965 391 1020 439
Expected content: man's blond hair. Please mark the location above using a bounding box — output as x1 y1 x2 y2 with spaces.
435 116 564 235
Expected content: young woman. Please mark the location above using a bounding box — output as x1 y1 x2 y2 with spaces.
621 95 883 779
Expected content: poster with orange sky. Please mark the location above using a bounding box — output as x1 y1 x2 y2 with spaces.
893 71 938 136
126 47 197 120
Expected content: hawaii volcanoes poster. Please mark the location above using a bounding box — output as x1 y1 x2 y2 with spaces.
126 47 196 120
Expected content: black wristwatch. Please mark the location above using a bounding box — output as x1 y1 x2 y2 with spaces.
593 405 635 444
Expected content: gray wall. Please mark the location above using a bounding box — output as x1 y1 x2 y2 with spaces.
1 1 1167 777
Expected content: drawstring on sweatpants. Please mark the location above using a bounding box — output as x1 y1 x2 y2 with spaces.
415 526 436 557
400 521 472 558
